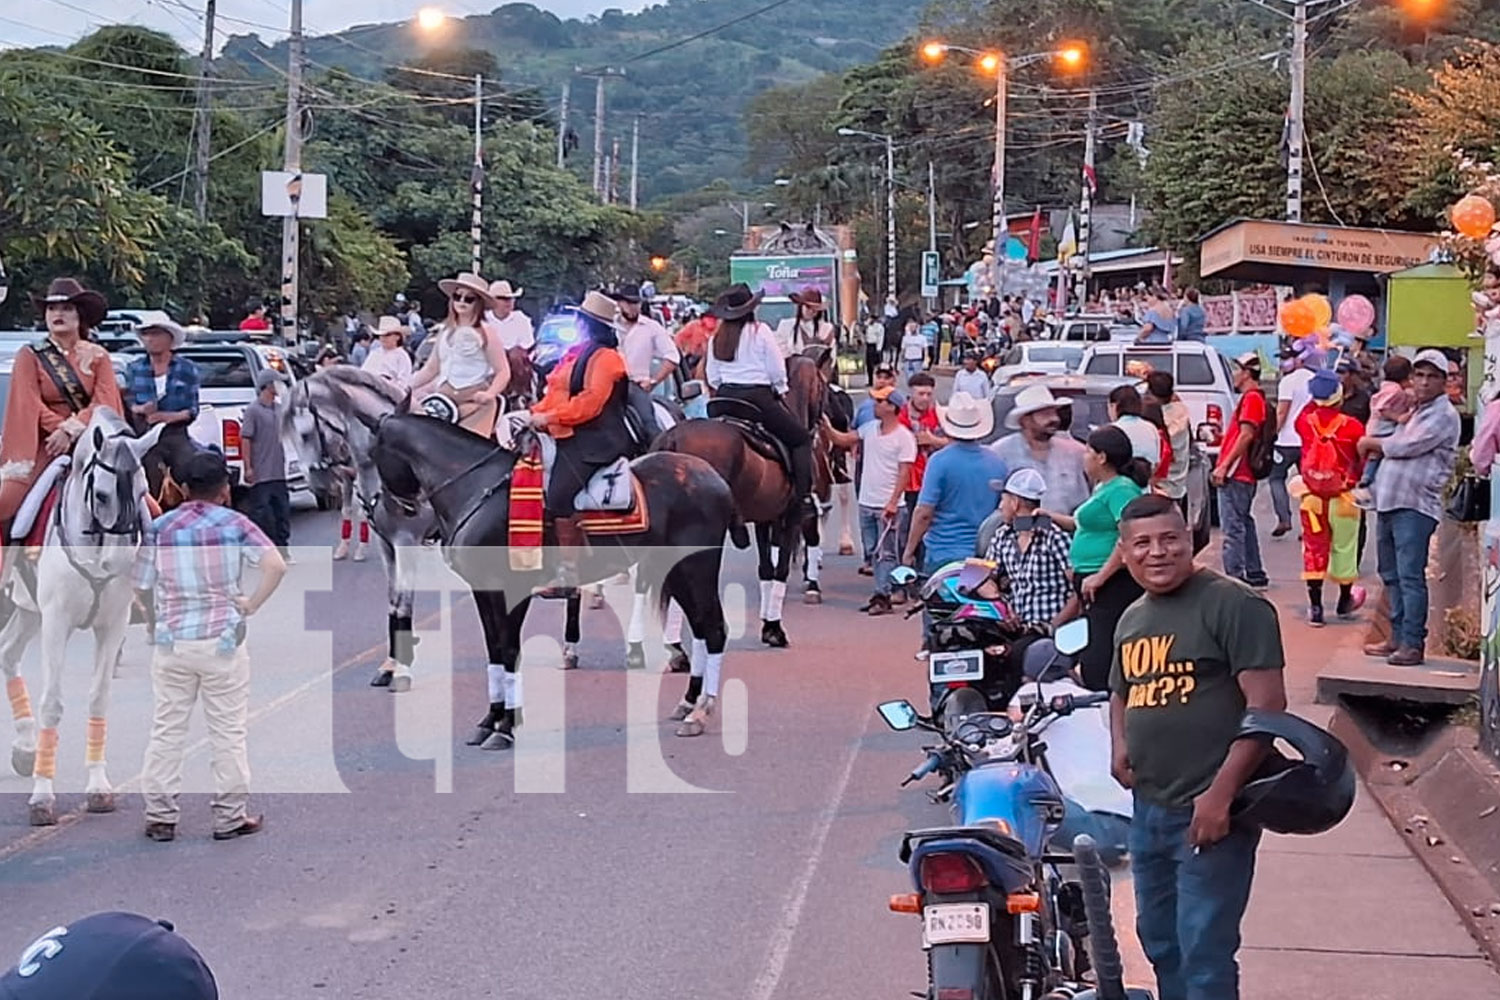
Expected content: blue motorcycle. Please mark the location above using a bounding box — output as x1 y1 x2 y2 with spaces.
877 621 1151 1000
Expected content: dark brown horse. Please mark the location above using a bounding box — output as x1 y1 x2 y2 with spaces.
652 353 827 648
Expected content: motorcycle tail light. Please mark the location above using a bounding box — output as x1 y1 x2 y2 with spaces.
223 419 242 461
919 852 987 894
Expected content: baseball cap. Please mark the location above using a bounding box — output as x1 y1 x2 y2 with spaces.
1308 369 1342 404
874 363 896 377
253 369 285 392
869 386 906 406
1003 468 1047 502
1234 351 1262 374
0 912 218 999
1412 348 1449 374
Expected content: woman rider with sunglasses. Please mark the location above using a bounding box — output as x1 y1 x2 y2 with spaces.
409 272 513 438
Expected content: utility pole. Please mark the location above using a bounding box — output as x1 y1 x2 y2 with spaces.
189 0 216 221
990 57 1008 295
556 80 569 169
1075 87 1098 307
629 115 640 211
610 136 620 204
1286 0 1307 222
577 67 625 200
885 132 897 304
277 0 303 346
927 159 937 312
470 72 483 275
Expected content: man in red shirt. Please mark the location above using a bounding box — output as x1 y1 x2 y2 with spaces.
238 300 271 333
898 371 946 586
1210 352 1269 589
674 312 717 379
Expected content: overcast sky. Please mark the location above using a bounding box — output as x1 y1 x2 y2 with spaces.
0 2 649 52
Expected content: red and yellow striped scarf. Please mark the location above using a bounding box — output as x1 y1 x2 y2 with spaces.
508 440 545 572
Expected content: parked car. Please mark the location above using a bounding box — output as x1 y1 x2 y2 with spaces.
117 343 323 510
1077 340 1239 461
989 342 1085 387
1041 314 1138 343
982 373 1212 553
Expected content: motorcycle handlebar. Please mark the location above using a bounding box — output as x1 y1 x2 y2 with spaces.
901 751 944 786
1048 691 1111 715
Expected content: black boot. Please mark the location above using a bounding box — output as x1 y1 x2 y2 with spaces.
791 444 817 518
1306 581 1325 628
467 702 505 746
1335 584 1356 618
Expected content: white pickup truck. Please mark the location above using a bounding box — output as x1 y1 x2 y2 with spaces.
115 343 323 510
1076 341 1241 462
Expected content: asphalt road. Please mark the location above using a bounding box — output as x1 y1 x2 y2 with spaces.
0 507 953 999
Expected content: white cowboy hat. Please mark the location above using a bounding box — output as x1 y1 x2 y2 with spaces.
373 315 406 339
139 318 188 349
438 272 496 309
577 290 619 326
488 279 524 300
939 391 994 441
1005 383 1063 429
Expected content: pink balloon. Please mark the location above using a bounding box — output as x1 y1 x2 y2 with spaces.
1336 294 1375 336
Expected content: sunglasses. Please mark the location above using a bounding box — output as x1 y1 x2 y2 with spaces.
453 293 479 305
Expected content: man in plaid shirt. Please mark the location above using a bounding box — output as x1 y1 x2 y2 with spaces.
984 469 1078 680
131 450 286 843
124 319 201 498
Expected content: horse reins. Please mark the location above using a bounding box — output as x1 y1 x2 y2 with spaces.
54 439 145 628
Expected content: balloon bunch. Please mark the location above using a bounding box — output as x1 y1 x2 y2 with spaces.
1450 192 1500 267
1278 292 1374 372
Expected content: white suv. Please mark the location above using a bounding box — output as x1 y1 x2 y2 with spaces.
1076 341 1240 460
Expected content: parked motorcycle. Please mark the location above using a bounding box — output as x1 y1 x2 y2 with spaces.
876 621 1151 1000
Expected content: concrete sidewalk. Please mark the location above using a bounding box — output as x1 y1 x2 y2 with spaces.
1114 508 1499 998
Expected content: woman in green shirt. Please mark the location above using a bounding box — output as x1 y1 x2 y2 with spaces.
1049 426 1150 690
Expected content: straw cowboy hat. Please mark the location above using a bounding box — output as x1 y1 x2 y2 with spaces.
139 317 188 349
577 290 620 326
789 287 825 309
940 391 995 441
488 279 524 300
373 315 406 340
1005 382 1064 429
33 277 107 329
438 272 496 309
709 283 764 321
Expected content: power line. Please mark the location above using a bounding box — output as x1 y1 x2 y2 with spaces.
578 0 800 75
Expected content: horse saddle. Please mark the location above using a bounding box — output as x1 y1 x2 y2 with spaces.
535 438 639 513
707 397 794 475
9 457 71 543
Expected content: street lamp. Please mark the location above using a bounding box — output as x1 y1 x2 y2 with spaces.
838 126 898 303
415 7 446 31
921 41 1086 290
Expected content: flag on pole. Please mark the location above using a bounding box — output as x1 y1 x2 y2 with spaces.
1026 206 1043 262
1057 211 1078 264
1082 164 1097 196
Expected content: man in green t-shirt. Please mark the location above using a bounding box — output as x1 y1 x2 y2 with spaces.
1108 494 1287 1000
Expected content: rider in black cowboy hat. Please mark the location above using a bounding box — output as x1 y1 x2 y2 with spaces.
703 283 817 517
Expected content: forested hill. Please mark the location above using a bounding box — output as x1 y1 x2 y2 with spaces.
220 0 920 199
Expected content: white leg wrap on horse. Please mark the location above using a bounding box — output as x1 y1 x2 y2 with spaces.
691 638 708 679
807 545 823 583
768 581 787 622
759 580 773 620
504 671 523 710
627 590 648 644
703 650 724 699
664 600 684 644
486 664 506 703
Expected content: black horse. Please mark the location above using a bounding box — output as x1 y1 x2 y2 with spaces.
371 414 748 747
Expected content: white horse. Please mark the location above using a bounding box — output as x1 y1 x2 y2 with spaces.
0 408 161 826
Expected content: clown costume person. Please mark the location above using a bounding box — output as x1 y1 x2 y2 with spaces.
1291 369 1367 627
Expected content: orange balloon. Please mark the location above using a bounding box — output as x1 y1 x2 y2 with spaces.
1303 293 1332 331
1280 298 1317 338
1452 194 1496 240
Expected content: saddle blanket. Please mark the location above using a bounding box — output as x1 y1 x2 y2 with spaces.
9 456 70 543
535 439 641 514
577 476 649 535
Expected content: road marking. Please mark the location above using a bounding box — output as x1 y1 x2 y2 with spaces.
747 702 867 1000
0 607 443 865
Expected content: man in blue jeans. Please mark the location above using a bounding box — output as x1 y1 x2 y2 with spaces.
1360 349 1460 666
1110 494 1287 1000
1211 353 1270 589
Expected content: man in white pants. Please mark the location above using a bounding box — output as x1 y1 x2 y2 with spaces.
132 450 286 843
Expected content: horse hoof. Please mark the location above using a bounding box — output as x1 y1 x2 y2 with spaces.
666 649 691 674
12 747 35 778
668 699 696 723
561 654 579 671
838 542 855 556
465 726 492 747
388 675 412 693
803 586 822 605
675 719 706 738
28 802 56 827
479 730 514 751
588 591 606 610
370 669 393 688
761 621 789 649
86 792 116 814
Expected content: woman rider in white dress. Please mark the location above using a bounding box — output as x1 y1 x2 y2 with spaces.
409 272 512 438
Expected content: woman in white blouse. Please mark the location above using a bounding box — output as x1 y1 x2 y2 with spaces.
706 283 815 516
409 271 512 437
361 315 414 391
772 286 836 358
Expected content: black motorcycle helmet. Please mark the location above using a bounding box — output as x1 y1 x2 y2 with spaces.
1231 710 1355 836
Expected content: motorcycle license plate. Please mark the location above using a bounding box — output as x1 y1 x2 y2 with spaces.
923 903 990 945
928 648 985 685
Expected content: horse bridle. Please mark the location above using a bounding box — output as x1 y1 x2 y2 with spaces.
52 434 145 627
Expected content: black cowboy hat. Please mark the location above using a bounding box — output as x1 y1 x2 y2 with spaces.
33 277 107 330
709 283 763 321
612 284 643 304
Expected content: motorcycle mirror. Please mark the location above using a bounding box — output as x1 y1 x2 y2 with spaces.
876 700 919 732
889 566 918 587
1054 618 1090 656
